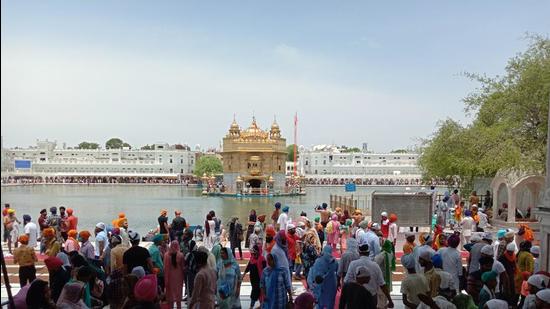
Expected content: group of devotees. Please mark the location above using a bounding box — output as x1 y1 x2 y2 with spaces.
3 196 550 309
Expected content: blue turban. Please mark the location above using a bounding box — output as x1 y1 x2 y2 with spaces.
23 214 31 222
496 229 506 239
465 210 472 216
152 234 164 245
282 206 289 213
431 254 443 269
274 202 281 209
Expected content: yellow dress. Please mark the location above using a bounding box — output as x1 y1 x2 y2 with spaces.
515 251 534 294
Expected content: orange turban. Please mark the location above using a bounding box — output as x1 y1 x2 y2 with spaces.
160 209 167 216
79 230 91 240
389 213 398 223
18 235 29 244
43 228 55 238
119 212 126 218
66 208 73 215
266 225 276 237
68 230 78 238
117 218 128 228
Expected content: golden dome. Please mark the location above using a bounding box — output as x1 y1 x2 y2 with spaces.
240 117 269 140
270 117 281 139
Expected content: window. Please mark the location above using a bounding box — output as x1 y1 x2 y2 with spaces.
169 159 173 163
305 160 308 165
180 159 183 163
323 160 326 165
356 161 361 164
181 169 184 173
279 165 281 171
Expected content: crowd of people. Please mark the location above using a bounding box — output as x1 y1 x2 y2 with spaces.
303 178 425 186
1 176 195 186
3 191 550 309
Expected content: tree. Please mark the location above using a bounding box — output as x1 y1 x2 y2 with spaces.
141 145 153 150
390 149 408 153
77 142 99 149
287 144 298 162
194 155 223 176
341 147 361 153
105 138 124 149
419 35 549 188
122 142 131 149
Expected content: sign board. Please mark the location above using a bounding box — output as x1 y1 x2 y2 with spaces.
371 192 433 228
345 183 356 192
14 160 31 169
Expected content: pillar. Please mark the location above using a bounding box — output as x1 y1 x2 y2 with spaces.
508 188 517 223
533 103 550 271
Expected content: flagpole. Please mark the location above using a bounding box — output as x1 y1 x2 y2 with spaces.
293 112 297 177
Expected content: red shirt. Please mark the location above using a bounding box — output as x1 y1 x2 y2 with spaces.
286 233 299 260
67 215 78 231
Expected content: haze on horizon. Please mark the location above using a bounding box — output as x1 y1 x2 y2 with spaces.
1 1 549 152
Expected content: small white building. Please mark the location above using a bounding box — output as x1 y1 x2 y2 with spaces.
1 140 197 177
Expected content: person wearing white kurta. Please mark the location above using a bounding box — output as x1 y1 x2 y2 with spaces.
438 246 462 292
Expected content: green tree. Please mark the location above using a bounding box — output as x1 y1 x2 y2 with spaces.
287 144 298 162
141 145 153 150
77 142 99 149
105 138 124 149
419 35 549 188
341 147 361 153
390 149 408 153
194 155 223 176
122 142 131 149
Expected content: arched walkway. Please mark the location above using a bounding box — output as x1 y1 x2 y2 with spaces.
490 172 545 223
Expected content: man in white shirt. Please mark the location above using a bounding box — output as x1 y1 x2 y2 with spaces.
438 233 462 293
460 210 475 247
401 253 430 308
344 244 394 308
362 225 381 260
23 214 38 249
94 222 109 258
477 209 489 231
277 206 290 231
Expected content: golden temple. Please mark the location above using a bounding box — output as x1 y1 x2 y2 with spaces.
221 117 287 194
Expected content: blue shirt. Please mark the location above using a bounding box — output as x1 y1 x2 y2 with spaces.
94 231 109 257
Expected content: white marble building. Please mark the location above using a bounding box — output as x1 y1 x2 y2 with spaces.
297 145 421 179
1 140 197 176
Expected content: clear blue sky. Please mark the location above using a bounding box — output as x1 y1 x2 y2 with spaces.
2 1 549 151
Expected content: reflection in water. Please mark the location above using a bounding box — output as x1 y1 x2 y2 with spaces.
1 185 433 235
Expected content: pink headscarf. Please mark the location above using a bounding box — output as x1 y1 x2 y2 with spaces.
169 240 180 253
134 274 158 302
331 214 338 221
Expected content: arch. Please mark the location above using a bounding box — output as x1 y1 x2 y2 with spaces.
248 179 262 188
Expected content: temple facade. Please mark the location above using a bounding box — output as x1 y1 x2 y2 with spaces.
221 117 287 194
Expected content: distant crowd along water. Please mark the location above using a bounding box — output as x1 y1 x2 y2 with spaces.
1 175 450 186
